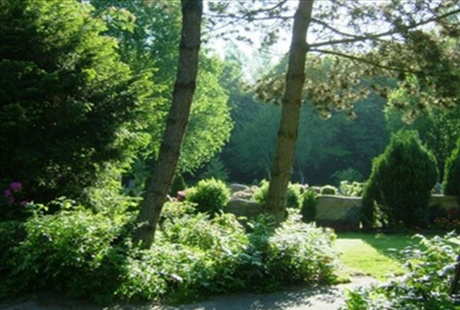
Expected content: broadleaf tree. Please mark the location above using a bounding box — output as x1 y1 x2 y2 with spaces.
90 0 233 182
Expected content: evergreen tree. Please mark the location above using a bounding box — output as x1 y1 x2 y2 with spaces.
443 138 460 197
0 0 152 202
363 130 438 228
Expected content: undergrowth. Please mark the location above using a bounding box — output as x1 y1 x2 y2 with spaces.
0 200 340 305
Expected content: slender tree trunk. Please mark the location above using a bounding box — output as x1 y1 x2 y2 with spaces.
265 0 314 224
132 0 203 249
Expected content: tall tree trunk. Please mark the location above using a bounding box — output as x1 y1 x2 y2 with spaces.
132 0 203 249
265 0 314 224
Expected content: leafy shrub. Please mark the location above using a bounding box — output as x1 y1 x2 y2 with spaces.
0 220 24 297
339 181 364 197
265 211 339 286
234 211 340 292
253 180 303 209
301 189 317 223
160 200 196 222
159 212 249 296
3 200 129 302
186 178 231 217
2 199 342 304
344 232 459 310
361 130 438 228
0 181 29 221
320 185 338 195
443 138 460 197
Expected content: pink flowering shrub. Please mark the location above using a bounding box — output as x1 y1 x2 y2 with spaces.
1 181 29 221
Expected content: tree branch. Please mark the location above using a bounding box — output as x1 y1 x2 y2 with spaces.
309 8 460 48
309 48 418 75
311 18 361 38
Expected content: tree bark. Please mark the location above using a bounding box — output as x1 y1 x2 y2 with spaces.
265 0 314 224
132 0 203 249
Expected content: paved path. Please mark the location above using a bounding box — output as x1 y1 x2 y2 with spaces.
0 277 377 310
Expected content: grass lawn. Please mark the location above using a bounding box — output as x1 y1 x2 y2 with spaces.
335 232 419 280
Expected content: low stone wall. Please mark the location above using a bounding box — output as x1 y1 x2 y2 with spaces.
226 198 263 218
225 194 459 228
429 195 459 211
315 195 362 229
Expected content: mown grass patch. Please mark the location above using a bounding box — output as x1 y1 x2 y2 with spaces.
335 232 416 280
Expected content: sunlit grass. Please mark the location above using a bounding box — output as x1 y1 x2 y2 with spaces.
335 232 416 280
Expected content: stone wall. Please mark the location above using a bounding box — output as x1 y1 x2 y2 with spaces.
225 194 459 229
315 195 362 229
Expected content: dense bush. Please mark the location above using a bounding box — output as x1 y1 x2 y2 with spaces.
264 211 339 285
344 232 459 310
361 130 438 228
0 181 29 221
185 178 231 217
338 181 364 197
320 185 338 195
443 138 460 197
233 211 340 292
1 200 129 302
301 189 317 223
1 199 341 304
253 180 303 209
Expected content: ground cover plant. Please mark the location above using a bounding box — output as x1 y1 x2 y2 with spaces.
343 232 460 310
0 199 341 305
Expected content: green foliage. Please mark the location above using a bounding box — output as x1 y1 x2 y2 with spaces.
91 1 233 176
199 157 230 182
344 232 459 310
1 199 342 303
260 211 339 288
233 211 339 292
186 178 231 217
320 185 338 195
301 189 317 223
0 0 153 202
361 183 378 229
362 130 438 228
2 200 129 302
385 105 460 179
339 181 364 197
0 181 29 221
226 93 389 185
443 138 460 196
169 174 187 197
332 168 364 185
253 180 303 209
